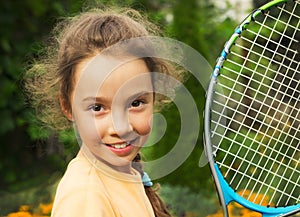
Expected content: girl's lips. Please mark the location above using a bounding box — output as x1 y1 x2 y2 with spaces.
106 142 129 149
105 141 135 156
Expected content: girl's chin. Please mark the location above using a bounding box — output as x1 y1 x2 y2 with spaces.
94 146 139 164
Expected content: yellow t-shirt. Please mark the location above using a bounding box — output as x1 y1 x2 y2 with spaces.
51 145 155 217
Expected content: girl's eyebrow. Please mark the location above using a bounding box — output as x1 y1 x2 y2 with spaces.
82 96 109 103
82 91 153 103
128 91 153 100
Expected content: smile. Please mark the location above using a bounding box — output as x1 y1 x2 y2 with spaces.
105 140 137 156
106 142 130 149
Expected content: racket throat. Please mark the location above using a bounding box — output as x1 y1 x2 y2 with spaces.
213 164 300 217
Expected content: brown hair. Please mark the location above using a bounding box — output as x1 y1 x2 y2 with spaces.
25 7 173 217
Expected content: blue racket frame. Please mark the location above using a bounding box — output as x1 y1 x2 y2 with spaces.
204 0 300 216
213 164 300 217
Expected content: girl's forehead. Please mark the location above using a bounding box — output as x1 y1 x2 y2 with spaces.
74 55 149 84
72 55 153 101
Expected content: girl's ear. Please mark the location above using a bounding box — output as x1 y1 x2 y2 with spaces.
59 95 73 121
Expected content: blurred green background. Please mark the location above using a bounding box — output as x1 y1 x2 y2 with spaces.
0 0 259 216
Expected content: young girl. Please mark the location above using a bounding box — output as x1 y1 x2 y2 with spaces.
25 6 177 217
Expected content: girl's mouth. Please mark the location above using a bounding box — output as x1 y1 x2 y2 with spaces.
106 142 130 149
105 141 135 156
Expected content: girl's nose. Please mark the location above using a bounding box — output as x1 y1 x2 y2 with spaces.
107 111 133 139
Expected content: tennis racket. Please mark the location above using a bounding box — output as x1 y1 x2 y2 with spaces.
204 0 299 216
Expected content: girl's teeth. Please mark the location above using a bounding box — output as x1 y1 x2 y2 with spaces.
111 143 128 149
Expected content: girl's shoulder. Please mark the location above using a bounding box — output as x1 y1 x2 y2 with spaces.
51 160 116 217
51 153 111 212
59 151 99 189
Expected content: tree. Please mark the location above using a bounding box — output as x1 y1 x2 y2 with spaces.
0 0 237 210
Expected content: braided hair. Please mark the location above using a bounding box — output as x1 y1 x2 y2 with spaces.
132 153 171 217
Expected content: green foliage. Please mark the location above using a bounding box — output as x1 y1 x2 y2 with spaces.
0 176 58 215
142 75 213 192
159 184 218 216
141 0 237 192
169 0 237 63
0 0 239 213
0 0 83 193
171 0 213 60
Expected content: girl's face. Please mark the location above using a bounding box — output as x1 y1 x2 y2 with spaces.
69 56 154 173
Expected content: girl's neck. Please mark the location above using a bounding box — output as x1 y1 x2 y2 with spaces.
97 157 133 174
80 144 133 174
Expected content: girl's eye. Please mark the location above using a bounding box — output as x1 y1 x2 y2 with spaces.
131 100 144 108
89 104 103 112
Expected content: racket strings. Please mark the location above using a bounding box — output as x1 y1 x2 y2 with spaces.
280 0 300 20
211 0 300 207
215 70 299 127
241 35 298 63
216 3 298 139
212 103 300 179
247 5 300 205
257 7 299 41
217 159 299 201
225 54 299 103
274 142 300 206
211 107 299 177
213 78 299 160
243 29 298 59
214 80 299 138
223 52 300 130
229 44 298 77
211 9 270 154
214 130 299 187
217 0 298 164
250 99 299 206
212 90 300 172
212 96 299 155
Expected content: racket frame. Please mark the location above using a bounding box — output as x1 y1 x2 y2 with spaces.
204 0 300 216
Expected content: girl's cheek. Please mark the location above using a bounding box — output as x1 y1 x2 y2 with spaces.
135 115 153 136
76 117 103 142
